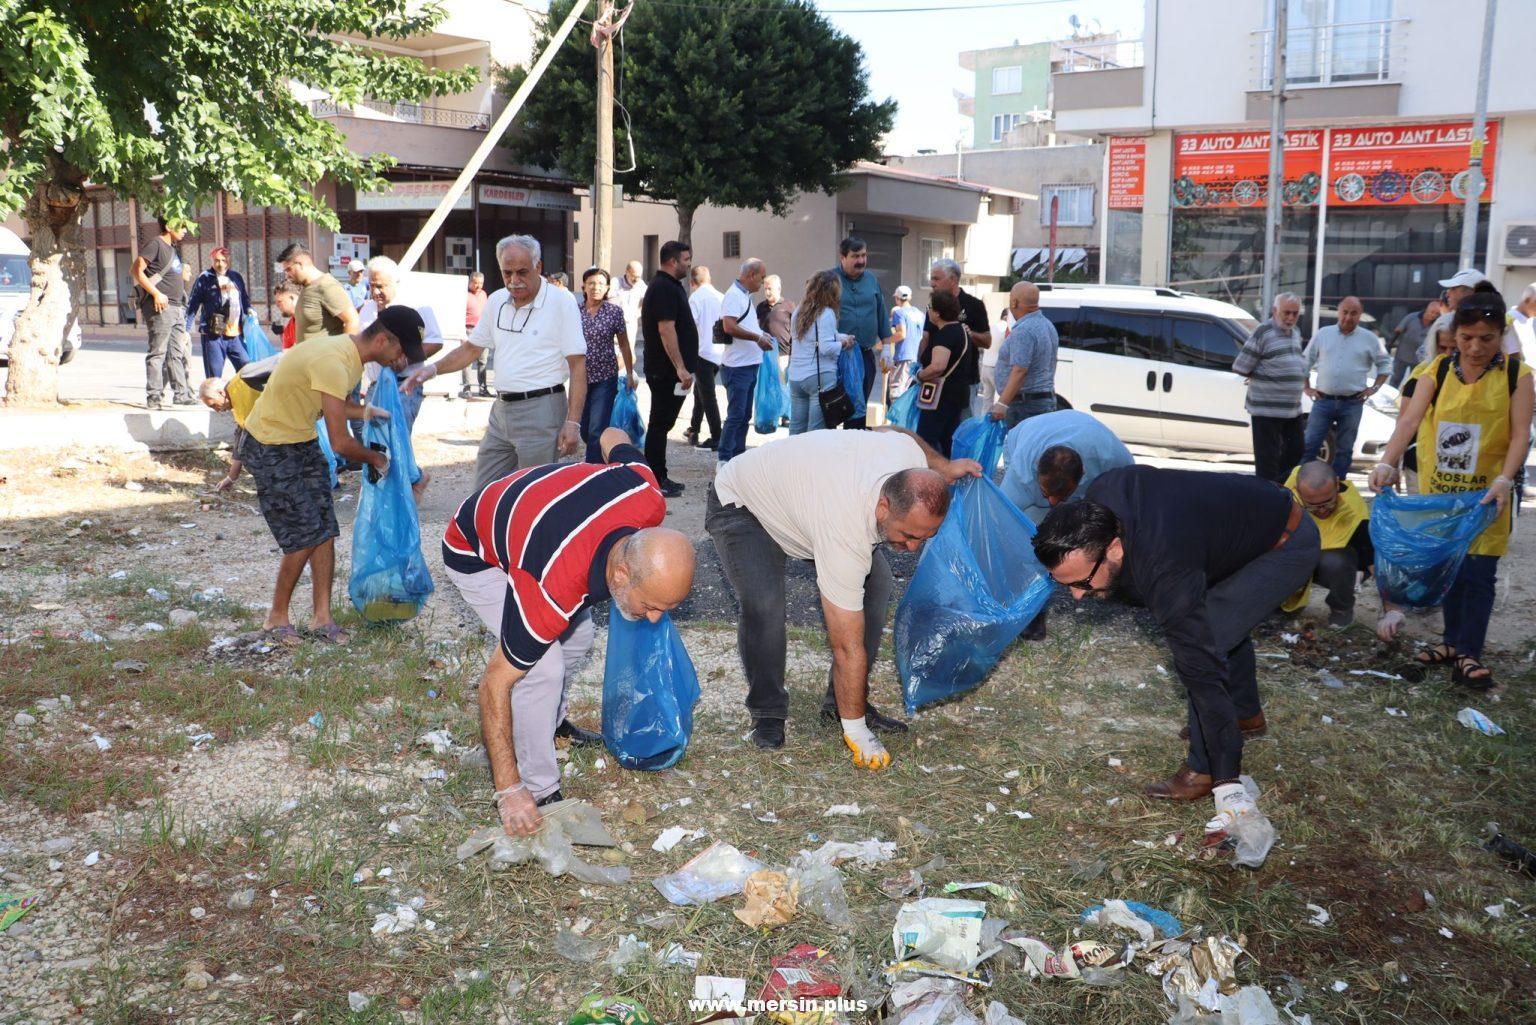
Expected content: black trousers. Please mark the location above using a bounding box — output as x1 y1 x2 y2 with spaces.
689 360 722 439
644 375 688 482
1251 414 1306 484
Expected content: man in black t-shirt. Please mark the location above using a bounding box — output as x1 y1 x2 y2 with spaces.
639 240 698 496
130 216 195 409
920 258 991 395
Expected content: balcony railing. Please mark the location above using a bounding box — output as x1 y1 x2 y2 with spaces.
1251 18 1408 89
308 97 490 130
1054 39 1143 74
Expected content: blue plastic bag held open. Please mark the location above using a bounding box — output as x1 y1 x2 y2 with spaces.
886 385 919 430
610 376 646 450
314 418 339 489
601 605 701 770
950 415 1007 477
895 476 1055 714
242 311 279 361
349 368 435 622
838 345 866 420
1370 487 1495 608
754 350 785 434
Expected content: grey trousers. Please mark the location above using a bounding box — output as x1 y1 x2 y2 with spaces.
144 302 192 402
473 389 567 491
446 564 593 801
704 484 895 721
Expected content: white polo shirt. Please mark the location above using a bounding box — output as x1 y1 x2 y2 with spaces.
689 284 724 366
358 299 445 384
469 280 587 393
719 281 764 369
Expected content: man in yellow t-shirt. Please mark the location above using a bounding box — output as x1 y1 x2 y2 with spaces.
1283 460 1373 628
240 306 423 644
199 363 265 492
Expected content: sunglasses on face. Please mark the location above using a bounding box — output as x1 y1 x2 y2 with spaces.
1061 548 1110 594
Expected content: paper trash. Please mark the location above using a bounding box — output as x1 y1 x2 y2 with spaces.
892 898 987 971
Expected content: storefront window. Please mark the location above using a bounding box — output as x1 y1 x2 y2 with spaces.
1104 208 1142 285
1169 207 1317 319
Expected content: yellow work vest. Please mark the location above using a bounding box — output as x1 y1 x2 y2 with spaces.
1280 469 1369 612
1415 353 1531 558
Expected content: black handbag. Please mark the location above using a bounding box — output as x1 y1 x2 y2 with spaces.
813 322 855 427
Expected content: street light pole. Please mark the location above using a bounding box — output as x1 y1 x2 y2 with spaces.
1261 0 1287 315
593 1 618 271
1459 0 1497 269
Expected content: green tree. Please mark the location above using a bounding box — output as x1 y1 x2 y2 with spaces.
499 0 895 247
0 1 476 405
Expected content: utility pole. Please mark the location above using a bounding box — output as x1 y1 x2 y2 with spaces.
592 1 620 271
1261 0 1286 316
1459 0 1497 268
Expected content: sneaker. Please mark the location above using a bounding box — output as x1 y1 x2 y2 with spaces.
172 395 199 407
658 478 685 498
1327 608 1355 629
750 717 786 750
146 397 164 410
699 437 719 451
478 386 494 398
554 718 602 747
819 702 909 734
459 386 472 399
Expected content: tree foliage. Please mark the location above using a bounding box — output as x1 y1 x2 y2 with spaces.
499 0 896 241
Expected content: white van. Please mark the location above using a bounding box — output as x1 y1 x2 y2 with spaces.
0 226 83 367
1037 283 1395 466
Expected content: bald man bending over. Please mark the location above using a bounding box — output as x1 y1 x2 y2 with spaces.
991 282 1060 428
443 427 695 836
705 427 982 766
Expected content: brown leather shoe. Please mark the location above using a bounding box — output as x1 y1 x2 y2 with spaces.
1178 712 1268 742
1144 764 1214 802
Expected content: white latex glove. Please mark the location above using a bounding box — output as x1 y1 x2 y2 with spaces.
1368 461 1399 492
1376 609 1405 643
841 717 890 770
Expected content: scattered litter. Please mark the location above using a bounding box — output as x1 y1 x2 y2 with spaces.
456 803 627 886
800 838 897 870
1107 757 1123 768
83 851 101 867
880 868 925 899
110 569 129 579
1317 671 1344 689
139 622 165 633
1219 985 1282 1025
824 803 862 817
1007 810 1033 820
227 889 256 910
984 1001 1028 1025
635 911 684 931
30 602 63 612
652 841 765 905
1081 899 1183 940
1484 903 1505 918
1331 980 1349 992
1348 669 1403 680
188 906 206 920
145 587 170 602
944 881 1020 903
734 869 798 928
1385 707 1408 718
307 712 324 730
1305 903 1331 927
1482 822 1536 875
651 826 706 853
1281 632 1299 644
371 904 435 936
890 976 979 1024
787 855 852 928
348 993 370 1012
0 892 41 932
892 898 986 971
1155 664 1168 676
1145 935 1245 1009
1455 708 1504 736
692 976 748 1023
89 734 112 752
759 945 842 1017
78 630 105 642
1438 927 1454 939
1321 715 1334 725
418 729 455 755
566 994 656 1024
605 934 650 971
1204 777 1276 869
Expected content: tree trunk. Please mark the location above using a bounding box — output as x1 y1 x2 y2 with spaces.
674 202 695 249
4 162 89 407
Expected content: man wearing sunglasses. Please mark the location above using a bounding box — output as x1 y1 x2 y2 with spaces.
1281 460 1373 629
1032 466 1319 819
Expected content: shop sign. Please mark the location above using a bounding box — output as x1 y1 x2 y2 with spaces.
1327 121 1497 207
357 181 471 211
330 234 370 270
478 184 580 211
1107 137 1146 210
1171 129 1324 209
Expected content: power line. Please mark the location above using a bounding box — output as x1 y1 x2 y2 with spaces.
512 0 1074 16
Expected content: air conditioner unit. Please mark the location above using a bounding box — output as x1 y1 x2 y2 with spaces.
1500 221 1536 267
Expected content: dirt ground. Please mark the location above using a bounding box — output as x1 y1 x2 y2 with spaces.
1 426 1534 1024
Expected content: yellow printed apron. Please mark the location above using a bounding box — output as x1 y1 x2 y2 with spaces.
1280 469 1369 612
1415 354 1531 557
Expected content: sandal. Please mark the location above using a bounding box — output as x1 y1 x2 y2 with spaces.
305 623 351 645
1452 655 1495 691
1415 643 1456 667
260 625 303 647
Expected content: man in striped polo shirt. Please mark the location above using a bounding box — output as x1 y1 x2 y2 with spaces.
443 428 696 837
1232 292 1308 483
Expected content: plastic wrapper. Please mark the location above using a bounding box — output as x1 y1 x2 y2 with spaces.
734 869 798 928
950 416 1007 478
788 857 853 928
1456 707 1505 736
1217 986 1281 1025
1080 899 1184 940
600 606 700 770
838 345 866 420
349 368 434 622
755 350 786 434
652 840 765 905
886 384 919 430
895 477 1055 714
891 898 986 971
453 810 629 887
609 376 646 450
566 994 657 1025
1370 487 1495 608
0 892 39 932
890 978 980 1025
758 945 843 1025
242 310 278 361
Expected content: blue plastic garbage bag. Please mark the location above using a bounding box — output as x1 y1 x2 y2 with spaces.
601 606 701 770
349 368 434 622
838 345 866 420
242 311 278 361
1370 487 1495 608
895 476 1055 714
951 415 1007 477
886 385 919 430
314 417 339 489
754 350 785 434
610 376 646 449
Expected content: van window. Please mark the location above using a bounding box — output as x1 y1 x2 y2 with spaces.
1167 316 1240 370
1040 306 1077 341
0 255 30 293
1075 308 1167 359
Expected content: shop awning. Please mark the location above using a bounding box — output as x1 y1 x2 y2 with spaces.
1012 247 1090 279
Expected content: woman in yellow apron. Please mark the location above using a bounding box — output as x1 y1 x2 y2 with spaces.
1370 290 1534 690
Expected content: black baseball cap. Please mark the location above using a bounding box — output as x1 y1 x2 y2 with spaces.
375 305 427 363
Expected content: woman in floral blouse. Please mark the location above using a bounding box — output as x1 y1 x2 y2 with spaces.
578 266 637 462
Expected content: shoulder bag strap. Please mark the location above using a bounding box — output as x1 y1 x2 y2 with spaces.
934 325 970 385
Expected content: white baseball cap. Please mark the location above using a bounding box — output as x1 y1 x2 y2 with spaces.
348 258 366 272
894 285 912 299
1437 268 1489 289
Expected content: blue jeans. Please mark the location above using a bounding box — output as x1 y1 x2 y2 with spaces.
399 382 424 434
199 332 250 379
1442 554 1499 660
580 376 618 463
1301 396 1363 479
789 374 829 434
718 364 757 462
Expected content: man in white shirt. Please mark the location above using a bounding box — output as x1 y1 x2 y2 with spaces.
358 255 445 429
614 259 647 374
717 258 774 463
706 428 982 761
404 234 586 490
686 265 724 450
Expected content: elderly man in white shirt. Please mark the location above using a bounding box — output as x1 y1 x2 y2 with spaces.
404 234 586 490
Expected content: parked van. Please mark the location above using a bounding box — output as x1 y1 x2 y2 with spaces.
0 226 83 367
1037 283 1395 466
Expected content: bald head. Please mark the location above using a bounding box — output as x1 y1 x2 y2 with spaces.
1009 281 1040 320
1337 296 1363 334
876 468 951 553
608 527 696 623
691 265 711 288
1296 460 1341 518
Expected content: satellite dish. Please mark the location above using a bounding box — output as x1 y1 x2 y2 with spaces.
1068 14 1080 33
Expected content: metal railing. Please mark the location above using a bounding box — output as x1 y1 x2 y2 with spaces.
308 97 490 130
1251 18 1409 89
1054 39 1143 74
